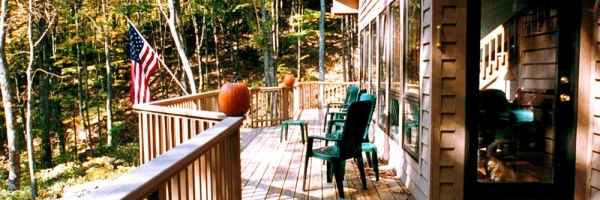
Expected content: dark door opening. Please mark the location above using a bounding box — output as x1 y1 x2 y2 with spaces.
466 0 578 199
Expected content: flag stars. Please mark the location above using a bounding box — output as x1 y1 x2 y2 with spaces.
129 28 144 62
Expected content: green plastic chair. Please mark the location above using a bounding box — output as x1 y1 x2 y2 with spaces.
325 93 379 181
303 101 372 198
323 85 360 132
357 94 378 181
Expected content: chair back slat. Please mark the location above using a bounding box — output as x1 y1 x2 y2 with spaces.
337 101 372 159
343 86 361 107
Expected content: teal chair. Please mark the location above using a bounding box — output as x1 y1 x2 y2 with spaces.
357 94 378 181
303 101 372 198
323 85 360 132
325 93 379 181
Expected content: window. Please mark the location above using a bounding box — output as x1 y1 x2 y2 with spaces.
378 12 388 128
360 29 368 88
402 0 421 160
389 1 402 138
370 21 377 91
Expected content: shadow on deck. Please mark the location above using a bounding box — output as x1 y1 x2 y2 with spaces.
240 109 415 200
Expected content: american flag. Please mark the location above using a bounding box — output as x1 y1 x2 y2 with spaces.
129 22 159 105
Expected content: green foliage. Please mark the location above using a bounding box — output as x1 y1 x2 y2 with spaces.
115 1 155 16
0 152 137 199
306 49 319 58
306 74 320 81
109 121 128 146
0 0 352 198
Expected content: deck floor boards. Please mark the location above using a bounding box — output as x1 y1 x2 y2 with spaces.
240 109 415 200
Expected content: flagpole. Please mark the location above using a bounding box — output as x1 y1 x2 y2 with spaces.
127 18 190 96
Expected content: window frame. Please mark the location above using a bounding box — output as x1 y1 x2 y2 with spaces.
401 0 422 161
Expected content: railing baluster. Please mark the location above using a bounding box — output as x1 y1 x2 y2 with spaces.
86 83 365 199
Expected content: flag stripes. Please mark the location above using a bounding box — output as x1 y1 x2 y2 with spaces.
129 22 159 105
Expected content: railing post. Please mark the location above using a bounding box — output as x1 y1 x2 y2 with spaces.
281 87 292 120
294 84 300 111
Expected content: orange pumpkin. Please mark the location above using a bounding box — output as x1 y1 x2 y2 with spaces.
218 80 250 116
283 74 296 86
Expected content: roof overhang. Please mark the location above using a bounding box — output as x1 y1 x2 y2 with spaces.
331 0 358 15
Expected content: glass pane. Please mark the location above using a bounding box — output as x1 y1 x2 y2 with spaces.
402 0 421 160
390 94 401 136
477 0 557 183
361 30 368 87
378 13 387 128
391 1 401 93
371 21 377 90
403 89 419 159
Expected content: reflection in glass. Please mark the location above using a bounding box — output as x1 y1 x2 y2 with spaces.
378 14 387 128
391 1 401 93
390 96 400 136
477 0 556 183
402 0 421 160
371 21 377 90
403 90 419 159
389 2 401 137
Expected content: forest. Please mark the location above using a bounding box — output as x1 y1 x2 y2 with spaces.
0 0 358 199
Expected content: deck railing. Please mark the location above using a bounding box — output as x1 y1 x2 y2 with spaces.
296 82 360 109
247 87 294 127
84 82 358 199
84 103 242 199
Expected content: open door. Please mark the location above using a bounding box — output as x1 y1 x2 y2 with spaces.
466 0 578 199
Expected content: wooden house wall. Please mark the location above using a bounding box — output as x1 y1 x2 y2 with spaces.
356 0 599 199
590 1 600 199
357 0 432 199
429 0 467 199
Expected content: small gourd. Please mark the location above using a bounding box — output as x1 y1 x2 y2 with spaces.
218 78 250 116
283 74 296 86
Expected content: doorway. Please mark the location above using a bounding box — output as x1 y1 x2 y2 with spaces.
466 0 578 199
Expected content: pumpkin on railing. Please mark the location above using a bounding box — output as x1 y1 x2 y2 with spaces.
283 74 296 86
218 78 250 116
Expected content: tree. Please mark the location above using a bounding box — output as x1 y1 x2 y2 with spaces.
25 0 38 195
318 0 325 106
192 9 206 91
102 0 113 146
159 0 197 94
0 0 21 191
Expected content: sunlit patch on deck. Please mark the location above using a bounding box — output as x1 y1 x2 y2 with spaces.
241 109 415 199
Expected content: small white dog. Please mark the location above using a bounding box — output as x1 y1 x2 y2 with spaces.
487 157 517 182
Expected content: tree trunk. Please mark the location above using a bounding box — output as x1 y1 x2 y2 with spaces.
102 0 113 146
0 0 21 191
260 0 271 86
318 0 325 106
193 15 206 91
272 0 279 71
39 24 52 169
296 1 303 79
341 17 347 82
162 0 197 94
211 8 221 87
48 30 65 155
348 16 355 81
26 0 38 196
75 6 87 152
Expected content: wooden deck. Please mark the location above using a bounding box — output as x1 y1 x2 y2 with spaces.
240 109 415 200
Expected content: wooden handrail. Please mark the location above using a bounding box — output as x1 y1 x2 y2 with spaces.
83 117 244 200
133 104 227 120
85 82 360 200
